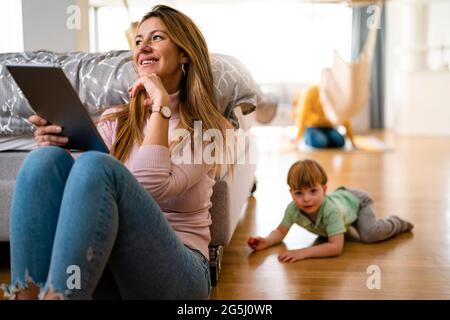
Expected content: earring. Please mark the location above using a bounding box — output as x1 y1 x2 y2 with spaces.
181 63 186 77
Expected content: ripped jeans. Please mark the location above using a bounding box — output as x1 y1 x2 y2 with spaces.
2 146 211 300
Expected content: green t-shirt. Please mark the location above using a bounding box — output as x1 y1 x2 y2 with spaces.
281 188 360 237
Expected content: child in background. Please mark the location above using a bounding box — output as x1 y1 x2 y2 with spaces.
248 159 413 263
293 85 356 149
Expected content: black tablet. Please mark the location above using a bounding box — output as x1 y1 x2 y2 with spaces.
7 64 109 153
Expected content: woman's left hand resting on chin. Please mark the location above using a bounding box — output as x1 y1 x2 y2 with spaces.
129 73 171 108
128 73 171 147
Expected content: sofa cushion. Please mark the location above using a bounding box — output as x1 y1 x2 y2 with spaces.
0 180 13 241
0 151 28 180
0 152 28 241
0 152 29 241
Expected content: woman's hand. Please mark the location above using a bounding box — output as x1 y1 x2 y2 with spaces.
278 249 307 263
129 73 170 109
248 236 270 251
29 115 69 147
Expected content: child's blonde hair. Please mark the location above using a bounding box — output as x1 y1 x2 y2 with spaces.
287 159 328 190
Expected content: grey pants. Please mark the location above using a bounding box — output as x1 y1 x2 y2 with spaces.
344 188 409 243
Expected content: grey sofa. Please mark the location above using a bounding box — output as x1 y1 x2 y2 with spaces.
0 50 263 285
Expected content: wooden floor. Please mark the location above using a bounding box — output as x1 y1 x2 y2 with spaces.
1 130 450 299
210 130 450 299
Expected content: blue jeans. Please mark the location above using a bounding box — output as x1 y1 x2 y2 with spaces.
3 147 211 300
304 127 346 148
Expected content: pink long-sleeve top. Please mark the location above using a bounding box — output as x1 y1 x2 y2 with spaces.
96 91 214 259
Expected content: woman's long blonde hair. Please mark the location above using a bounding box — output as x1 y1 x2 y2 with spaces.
101 5 233 176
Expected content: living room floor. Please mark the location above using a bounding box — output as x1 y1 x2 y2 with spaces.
210 129 450 299
1 129 450 299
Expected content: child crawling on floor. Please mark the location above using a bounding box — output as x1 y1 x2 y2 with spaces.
248 159 414 263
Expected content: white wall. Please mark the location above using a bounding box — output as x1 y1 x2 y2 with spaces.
385 0 450 136
21 0 90 52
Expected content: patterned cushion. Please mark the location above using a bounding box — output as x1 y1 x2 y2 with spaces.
0 51 260 136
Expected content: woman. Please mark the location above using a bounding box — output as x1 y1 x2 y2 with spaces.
3 5 232 300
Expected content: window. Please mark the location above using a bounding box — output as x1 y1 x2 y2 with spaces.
93 5 134 52
90 0 352 84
